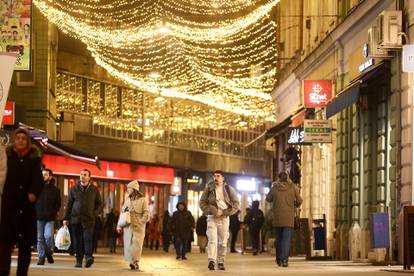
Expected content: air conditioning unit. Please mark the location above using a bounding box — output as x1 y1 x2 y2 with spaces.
377 10 402 49
367 26 390 58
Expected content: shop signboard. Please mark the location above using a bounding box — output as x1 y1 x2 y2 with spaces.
0 0 32 71
2 101 15 125
303 120 332 143
287 127 304 145
0 53 18 126
403 45 414 72
303 80 332 108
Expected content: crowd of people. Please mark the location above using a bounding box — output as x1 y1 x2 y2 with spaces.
0 128 303 275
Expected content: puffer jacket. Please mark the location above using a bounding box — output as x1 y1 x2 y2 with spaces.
199 181 240 217
265 180 302 228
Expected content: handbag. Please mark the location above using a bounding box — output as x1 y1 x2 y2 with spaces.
118 210 131 228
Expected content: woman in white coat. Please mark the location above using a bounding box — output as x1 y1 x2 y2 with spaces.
117 180 149 270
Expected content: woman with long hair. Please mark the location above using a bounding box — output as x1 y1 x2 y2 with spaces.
117 180 149 270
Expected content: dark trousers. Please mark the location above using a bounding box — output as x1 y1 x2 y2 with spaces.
249 228 260 253
174 237 188 258
149 239 159 250
108 236 117 252
0 239 31 276
162 234 170 252
72 224 94 261
230 230 239 251
274 227 292 262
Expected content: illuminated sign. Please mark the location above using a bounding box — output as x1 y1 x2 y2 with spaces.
359 58 374 72
303 80 332 108
186 175 202 184
287 127 304 145
2 102 14 125
236 178 257 192
171 177 182 195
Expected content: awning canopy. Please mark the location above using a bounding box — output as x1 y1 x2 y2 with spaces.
326 62 388 118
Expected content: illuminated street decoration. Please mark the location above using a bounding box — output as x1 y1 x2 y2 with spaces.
33 0 279 119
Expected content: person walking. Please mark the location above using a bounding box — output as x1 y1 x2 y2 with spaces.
199 170 240 271
245 200 264 255
171 201 195 260
160 210 171 252
196 214 208 253
63 169 103 268
36 168 61 265
229 210 241 253
266 171 302 267
0 128 44 276
117 180 149 270
149 214 160 250
105 208 119 253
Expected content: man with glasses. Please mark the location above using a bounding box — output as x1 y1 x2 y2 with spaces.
200 170 240 271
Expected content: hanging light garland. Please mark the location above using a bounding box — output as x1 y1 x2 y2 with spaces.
33 0 279 120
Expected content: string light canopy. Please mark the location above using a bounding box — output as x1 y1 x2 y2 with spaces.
33 0 279 120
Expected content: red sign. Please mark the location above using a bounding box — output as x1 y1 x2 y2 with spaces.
303 80 332 108
2 102 15 125
43 154 174 185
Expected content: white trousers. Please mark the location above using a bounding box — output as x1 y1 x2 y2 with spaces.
207 215 230 264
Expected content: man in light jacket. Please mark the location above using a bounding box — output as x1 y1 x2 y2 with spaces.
199 170 240 271
266 171 302 267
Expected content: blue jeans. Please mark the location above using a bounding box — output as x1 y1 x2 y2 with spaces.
174 237 188 258
274 227 292 262
72 224 94 261
37 220 55 258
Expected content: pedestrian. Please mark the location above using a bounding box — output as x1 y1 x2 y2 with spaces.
171 201 195 260
199 170 240 271
149 214 160 250
36 168 61 265
229 210 241 253
160 210 171 252
245 200 264 255
105 208 119 253
0 128 44 276
63 169 103 268
93 215 103 253
117 180 149 270
196 214 208 253
265 171 302 267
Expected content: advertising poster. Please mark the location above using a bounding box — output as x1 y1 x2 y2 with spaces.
0 0 32 71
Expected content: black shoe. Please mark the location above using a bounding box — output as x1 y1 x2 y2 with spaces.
276 259 281 266
282 260 288 267
181 256 187 260
46 254 54 264
37 258 45 265
74 260 82 268
85 257 94 268
208 261 215 270
176 256 181 260
218 263 225 270
253 251 258 256
230 249 236 253
129 261 139 270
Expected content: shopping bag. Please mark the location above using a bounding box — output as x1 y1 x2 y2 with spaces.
118 211 131 228
55 225 71 250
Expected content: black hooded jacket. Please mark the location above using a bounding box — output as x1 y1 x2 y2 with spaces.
171 202 195 240
36 178 61 221
245 201 264 230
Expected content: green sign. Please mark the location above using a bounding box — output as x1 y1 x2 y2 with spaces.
303 120 332 143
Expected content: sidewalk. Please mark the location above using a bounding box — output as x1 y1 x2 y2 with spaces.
10 249 409 275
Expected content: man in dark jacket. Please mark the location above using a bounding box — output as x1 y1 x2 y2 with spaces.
229 210 241 253
36 168 61 265
171 202 195 260
245 200 264 255
104 208 119 253
63 169 103 268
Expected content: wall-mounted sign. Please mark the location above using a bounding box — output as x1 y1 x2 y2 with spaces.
2 101 15 125
403 45 414 72
303 80 332 108
171 177 182 196
0 0 33 71
236 178 257 192
359 58 374 72
363 43 369 58
287 127 304 145
304 119 332 143
186 175 202 185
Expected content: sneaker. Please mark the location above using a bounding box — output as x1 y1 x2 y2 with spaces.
208 261 215 271
129 261 139 270
85 257 94 268
218 263 225 270
74 260 82 268
46 253 54 264
281 260 288 267
37 258 45 265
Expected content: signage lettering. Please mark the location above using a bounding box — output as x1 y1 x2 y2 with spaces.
287 127 304 144
303 80 332 108
359 58 374 72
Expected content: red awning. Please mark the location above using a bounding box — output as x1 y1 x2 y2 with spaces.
43 154 174 185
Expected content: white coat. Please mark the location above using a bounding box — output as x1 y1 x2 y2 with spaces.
118 195 149 263
0 144 7 222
